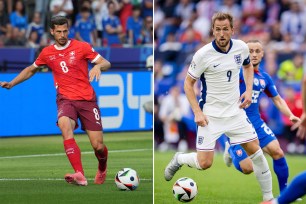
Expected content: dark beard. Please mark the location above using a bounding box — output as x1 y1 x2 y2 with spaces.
216 39 230 49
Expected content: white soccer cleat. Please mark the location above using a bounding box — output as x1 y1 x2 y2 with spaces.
164 152 183 181
223 141 232 167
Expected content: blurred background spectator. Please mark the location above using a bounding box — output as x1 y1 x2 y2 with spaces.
141 15 152 44
154 0 306 153
158 85 191 152
10 0 27 40
126 5 142 45
92 0 110 46
26 12 46 47
49 0 73 17
102 1 122 46
75 6 97 46
0 0 153 49
0 0 11 46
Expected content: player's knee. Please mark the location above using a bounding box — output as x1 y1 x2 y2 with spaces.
58 121 73 138
198 159 213 170
92 141 104 152
271 148 284 160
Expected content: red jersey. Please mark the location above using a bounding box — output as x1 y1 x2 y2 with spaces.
34 39 100 101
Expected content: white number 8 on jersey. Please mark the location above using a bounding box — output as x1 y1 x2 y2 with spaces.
60 61 69 73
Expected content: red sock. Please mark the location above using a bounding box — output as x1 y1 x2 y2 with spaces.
64 138 84 175
95 145 108 171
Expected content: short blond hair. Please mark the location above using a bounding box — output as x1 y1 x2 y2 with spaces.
211 12 234 29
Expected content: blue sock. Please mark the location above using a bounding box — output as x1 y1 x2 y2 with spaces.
278 171 306 204
228 144 248 173
273 157 289 192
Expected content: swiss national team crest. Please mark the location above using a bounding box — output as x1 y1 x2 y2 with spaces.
234 54 242 65
259 79 265 88
69 50 76 65
198 136 204 145
69 51 75 56
236 149 243 157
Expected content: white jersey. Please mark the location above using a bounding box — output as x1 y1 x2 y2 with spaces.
188 39 250 117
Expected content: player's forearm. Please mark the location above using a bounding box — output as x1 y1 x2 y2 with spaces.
184 77 202 115
10 66 36 87
302 76 306 113
243 65 254 93
95 59 111 71
273 96 294 118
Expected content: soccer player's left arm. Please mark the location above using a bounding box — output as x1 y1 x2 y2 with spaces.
272 95 300 123
240 62 253 109
89 56 111 82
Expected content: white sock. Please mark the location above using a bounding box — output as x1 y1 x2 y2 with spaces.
249 149 273 201
177 152 202 170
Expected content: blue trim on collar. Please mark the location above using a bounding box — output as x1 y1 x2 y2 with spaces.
212 39 233 54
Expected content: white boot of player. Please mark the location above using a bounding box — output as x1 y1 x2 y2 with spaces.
223 141 232 167
164 152 183 181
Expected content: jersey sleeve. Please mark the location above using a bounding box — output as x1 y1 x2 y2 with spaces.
187 51 206 80
82 42 101 63
263 73 279 97
241 41 250 66
33 48 47 67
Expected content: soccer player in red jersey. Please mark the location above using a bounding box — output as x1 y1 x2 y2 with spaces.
0 16 111 186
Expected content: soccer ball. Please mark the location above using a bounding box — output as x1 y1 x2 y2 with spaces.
115 168 139 191
173 177 198 202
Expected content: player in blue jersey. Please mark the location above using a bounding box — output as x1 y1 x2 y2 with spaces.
164 12 274 201
75 7 97 46
223 40 300 194
261 55 306 204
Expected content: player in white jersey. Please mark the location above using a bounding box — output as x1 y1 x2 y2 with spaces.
164 12 274 201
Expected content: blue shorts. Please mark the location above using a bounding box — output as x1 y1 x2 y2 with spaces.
230 121 276 158
254 121 276 148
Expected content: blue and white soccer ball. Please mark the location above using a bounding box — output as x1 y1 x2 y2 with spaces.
173 177 198 202
115 168 139 191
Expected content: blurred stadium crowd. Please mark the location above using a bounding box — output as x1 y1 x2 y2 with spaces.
0 0 153 48
154 0 306 154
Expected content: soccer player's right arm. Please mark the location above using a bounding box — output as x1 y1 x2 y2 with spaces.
184 75 202 114
0 64 37 89
184 75 209 127
185 51 209 126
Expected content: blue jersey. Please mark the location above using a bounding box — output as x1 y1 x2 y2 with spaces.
10 12 27 30
102 16 121 46
239 69 279 127
126 16 143 45
75 19 96 44
27 22 44 43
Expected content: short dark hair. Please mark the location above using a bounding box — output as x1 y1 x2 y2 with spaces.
132 5 141 11
50 16 68 29
107 1 115 8
80 6 90 13
211 12 234 29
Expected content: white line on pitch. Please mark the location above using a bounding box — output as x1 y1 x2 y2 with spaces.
0 178 152 181
0 148 152 159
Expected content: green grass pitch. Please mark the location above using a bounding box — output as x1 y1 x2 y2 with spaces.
154 151 306 204
0 132 153 204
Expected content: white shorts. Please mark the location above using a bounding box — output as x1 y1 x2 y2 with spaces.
196 109 258 151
